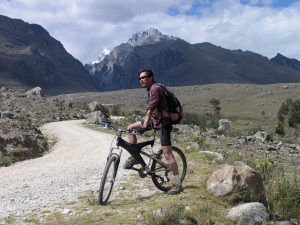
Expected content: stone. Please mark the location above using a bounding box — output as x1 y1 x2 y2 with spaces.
275 221 294 225
226 202 269 225
218 119 232 132
86 111 109 124
200 151 224 161
188 142 199 150
207 164 266 203
25 87 43 97
236 165 266 203
207 164 237 196
254 131 271 142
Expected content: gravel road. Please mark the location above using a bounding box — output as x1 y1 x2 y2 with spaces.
0 120 129 219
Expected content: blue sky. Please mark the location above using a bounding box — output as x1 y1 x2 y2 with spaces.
0 0 300 63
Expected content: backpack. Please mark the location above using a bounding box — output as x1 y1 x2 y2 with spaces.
157 83 183 124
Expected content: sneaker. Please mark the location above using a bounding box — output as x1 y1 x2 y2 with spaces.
167 184 184 195
123 156 138 169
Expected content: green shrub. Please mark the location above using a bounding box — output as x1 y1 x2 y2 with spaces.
275 122 285 136
0 156 13 167
254 156 275 181
266 175 300 220
189 135 205 146
111 104 121 116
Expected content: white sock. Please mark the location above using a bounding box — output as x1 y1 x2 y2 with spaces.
174 175 181 185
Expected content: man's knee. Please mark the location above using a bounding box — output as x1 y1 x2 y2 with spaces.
127 121 142 130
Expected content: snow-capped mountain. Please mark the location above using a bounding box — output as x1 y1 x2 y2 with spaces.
91 48 110 65
127 28 177 46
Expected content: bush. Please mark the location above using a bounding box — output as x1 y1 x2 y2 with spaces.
275 122 285 136
266 175 300 220
253 156 275 181
111 104 121 116
0 155 13 167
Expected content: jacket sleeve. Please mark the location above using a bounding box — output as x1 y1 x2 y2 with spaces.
147 85 161 110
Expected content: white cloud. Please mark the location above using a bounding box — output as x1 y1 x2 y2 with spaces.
1 0 300 63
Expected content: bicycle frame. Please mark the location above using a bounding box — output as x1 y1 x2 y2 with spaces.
105 126 169 173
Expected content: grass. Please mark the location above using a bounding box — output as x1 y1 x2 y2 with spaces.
5 115 299 224
15 147 235 225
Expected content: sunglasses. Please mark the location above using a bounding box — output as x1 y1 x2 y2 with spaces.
138 75 149 81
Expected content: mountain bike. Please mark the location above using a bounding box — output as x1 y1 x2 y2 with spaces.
98 123 187 205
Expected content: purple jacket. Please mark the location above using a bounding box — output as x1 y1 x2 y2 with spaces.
146 83 169 128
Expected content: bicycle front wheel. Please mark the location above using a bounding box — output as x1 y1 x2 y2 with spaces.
98 155 119 205
151 146 187 192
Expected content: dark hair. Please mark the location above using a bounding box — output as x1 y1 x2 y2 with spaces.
138 68 154 77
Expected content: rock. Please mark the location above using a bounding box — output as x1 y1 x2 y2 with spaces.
236 165 266 203
187 142 199 150
88 101 108 113
0 111 15 119
207 164 266 203
275 221 294 225
207 164 237 196
218 119 232 132
267 145 278 151
254 131 271 142
199 151 224 161
25 87 43 97
226 202 269 225
86 111 109 124
246 136 256 142
153 208 168 217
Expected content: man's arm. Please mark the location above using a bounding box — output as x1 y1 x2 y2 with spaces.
143 109 153 128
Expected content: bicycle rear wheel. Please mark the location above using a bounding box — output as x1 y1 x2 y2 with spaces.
98 155 119 205
151 146 187 192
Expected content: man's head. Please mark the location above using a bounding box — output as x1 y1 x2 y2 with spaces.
138 68 154 89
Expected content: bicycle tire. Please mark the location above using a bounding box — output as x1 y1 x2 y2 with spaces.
151 146 187 192
98 154 119 205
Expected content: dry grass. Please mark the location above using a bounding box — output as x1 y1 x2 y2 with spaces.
57 83 300 132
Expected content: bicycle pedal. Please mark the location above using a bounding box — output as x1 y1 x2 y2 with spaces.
138 167 148 178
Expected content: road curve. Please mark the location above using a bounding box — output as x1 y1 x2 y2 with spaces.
0 120 127 218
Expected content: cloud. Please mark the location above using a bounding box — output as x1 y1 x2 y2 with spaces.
1 0 300 63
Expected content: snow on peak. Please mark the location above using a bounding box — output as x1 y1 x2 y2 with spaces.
127 28 177 46
91 48 110 64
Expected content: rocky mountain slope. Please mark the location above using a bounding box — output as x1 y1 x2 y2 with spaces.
0 15 97 95
87 28 300 91
0 86 88 166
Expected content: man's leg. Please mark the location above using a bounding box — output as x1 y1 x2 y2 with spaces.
162 146 179 175
123 121 143 169
127 121 142 144
160 122 183 195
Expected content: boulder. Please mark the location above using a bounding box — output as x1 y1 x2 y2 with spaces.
207 164 266 203
207 164 237 196
218 119 232 132
25 87 43 97
254 131 271 142
226 202 269 225
86 111 109 124
236 164 266 203
199 151 224 161
88 101 108 113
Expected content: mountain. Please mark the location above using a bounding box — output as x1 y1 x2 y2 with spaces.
0 15 97 95
87 28 300 91
270 53 300 71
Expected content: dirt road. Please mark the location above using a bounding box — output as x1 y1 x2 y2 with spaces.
0 120 128 219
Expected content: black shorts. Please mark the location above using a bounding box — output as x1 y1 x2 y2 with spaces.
141 119 172 146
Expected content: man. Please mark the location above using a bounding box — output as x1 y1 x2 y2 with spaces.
123 68 183 195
